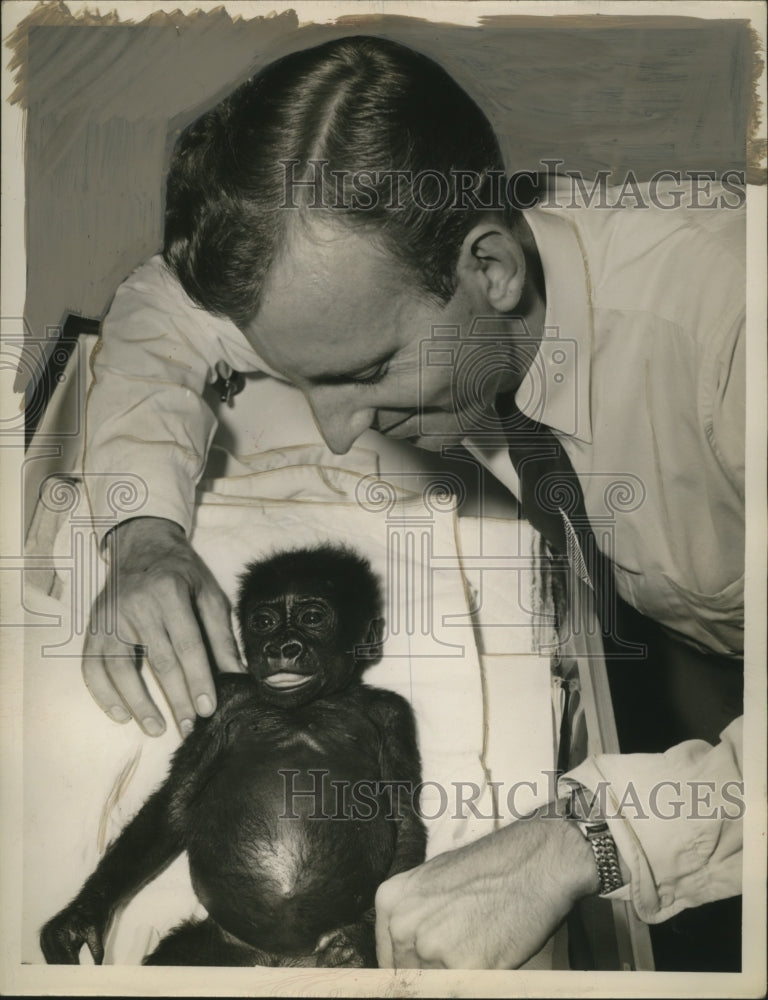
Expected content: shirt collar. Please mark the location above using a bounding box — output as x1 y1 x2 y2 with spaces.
206 310 290 383
515 207 593 444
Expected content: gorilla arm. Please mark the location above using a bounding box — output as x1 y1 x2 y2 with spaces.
316 688 426 968
39 708 225 964
371 688 427 878
39 781 183 964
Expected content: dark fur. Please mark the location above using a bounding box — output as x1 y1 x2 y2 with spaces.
41 546 426 967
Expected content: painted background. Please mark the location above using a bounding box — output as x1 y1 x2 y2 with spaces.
6 6 760 356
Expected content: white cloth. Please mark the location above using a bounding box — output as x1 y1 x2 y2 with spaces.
82 187 745 925
25 459 555 964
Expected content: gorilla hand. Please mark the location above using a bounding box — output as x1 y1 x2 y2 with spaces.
40 898 109 965
315 919 376 968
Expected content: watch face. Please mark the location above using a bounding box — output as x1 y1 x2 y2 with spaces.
582 820 611 838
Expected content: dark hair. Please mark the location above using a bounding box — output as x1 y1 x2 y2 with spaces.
236 543 383 649
163 35 514 328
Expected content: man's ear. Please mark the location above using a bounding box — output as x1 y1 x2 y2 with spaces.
457 224 526 313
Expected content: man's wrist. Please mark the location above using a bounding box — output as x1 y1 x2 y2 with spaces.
108 516 185 543
522 798 601 902
552 798 602 900
105 516 187 565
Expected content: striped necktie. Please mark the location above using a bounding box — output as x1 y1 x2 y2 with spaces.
495 389 617 632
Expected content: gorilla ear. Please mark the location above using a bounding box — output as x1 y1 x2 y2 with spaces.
366 617 385 647
356 616 385 666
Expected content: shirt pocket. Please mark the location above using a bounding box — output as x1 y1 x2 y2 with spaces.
660 572 743 657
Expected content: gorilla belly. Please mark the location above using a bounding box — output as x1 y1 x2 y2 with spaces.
185 739 396 954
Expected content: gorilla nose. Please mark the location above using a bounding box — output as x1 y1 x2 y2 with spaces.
280 641 303 661
264 640 304 663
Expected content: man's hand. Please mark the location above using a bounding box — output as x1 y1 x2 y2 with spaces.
375 806 600 969
83 517 244 736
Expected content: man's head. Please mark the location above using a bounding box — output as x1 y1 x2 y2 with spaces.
164 35 543 453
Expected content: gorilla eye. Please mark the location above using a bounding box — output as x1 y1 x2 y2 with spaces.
248 608 280 633
297 604 329 629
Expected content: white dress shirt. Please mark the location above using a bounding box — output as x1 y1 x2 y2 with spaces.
83 185 745 925
515 189 744 658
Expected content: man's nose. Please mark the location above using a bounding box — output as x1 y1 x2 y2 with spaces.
306 390 375 455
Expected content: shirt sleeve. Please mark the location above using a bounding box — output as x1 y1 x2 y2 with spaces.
82 256 250 540
563 716 743 923
705 315 746 501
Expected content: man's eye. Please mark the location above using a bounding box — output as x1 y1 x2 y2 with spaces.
352 363 388 386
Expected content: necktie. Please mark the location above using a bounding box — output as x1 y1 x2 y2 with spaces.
494 389 617 633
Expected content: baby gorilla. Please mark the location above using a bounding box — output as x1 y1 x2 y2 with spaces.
41 545 426 967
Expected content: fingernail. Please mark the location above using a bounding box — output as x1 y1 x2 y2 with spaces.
142 716 164 737
180 718 194 737
196 694 214 716
108 705 131 723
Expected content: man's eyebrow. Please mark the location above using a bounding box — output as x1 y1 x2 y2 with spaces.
312 350 394 385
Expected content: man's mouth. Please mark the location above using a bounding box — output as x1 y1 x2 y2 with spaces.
263 672 315 690
375 411 419 438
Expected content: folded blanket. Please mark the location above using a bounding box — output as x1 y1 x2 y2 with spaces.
23 450 555 965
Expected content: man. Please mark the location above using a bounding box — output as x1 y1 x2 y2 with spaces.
82 36 745 968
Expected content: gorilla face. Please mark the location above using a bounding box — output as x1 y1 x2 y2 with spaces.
242 587 356 706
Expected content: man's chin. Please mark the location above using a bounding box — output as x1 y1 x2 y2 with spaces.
404 434 467 454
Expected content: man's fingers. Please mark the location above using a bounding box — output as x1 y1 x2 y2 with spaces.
85 521 238 731
197 587 244 675
163 601 218 721
89 620 168 735
83 634 165 735
374 912 394 969
81 638 133 723
375 873 450 969
387 912 422 969
105 649 167 736
375 877 402 968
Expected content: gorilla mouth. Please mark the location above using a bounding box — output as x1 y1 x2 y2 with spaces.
263 672 316 690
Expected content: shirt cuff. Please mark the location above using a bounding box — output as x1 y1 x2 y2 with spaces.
83 460 198 545
562 717 743 924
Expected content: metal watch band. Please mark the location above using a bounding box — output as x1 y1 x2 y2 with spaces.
564 784 625 895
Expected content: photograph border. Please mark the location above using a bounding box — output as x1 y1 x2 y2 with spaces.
1 2 766 996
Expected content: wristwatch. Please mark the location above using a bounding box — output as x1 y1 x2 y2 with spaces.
563 781 625 895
